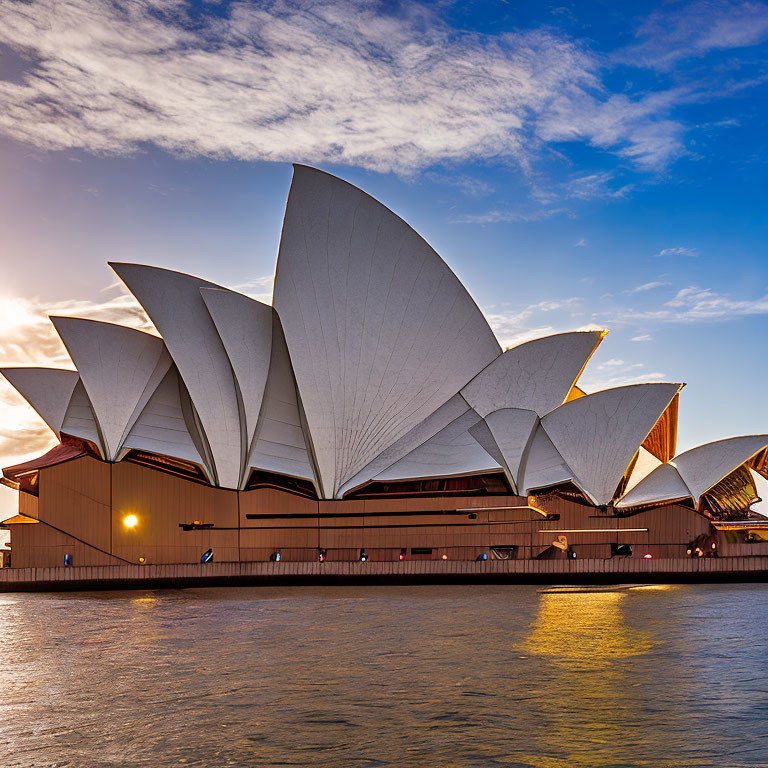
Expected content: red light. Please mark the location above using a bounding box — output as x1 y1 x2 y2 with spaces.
398 553 405 560
643 553 653 559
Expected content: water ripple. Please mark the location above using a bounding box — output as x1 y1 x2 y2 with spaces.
2 584 768 767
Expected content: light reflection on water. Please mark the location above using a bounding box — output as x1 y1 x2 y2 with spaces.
2 584 768 767
520 591 657 670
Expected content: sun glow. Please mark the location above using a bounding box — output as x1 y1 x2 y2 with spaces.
123 514 138 529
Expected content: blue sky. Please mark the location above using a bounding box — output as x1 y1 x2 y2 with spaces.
1 0 767 516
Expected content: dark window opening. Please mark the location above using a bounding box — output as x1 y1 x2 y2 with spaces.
345 472 512 499
531 483 594 508
123 450 210 484
244 470 318 499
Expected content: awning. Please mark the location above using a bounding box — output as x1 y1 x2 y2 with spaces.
2 442 86 483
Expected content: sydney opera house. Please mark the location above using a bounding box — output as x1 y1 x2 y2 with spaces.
2 166 768 576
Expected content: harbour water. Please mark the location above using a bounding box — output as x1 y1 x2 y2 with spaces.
2 583 767 767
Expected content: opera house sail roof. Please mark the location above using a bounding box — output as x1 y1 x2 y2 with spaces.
3 165 768 521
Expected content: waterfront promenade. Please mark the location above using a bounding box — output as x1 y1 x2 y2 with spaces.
2 555 768 591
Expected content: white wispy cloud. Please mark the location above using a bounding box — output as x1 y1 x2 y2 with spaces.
564 171 633 201
654 246 699 258
580 369 668 390
617 0 768 70
0 289 153 369
451 207 570 224
625 280 671 294
536 87 691 170
596 285 768 325
631 334 652 342
0 0 761 176
574 238 587 247
664 286 768 319
580 355 667 390
228 275 275 304
484 298 584 348
423 172 495 197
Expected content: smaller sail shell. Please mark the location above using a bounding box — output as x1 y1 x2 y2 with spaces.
461 331 605 418
541 383 683 505
0 367 79 437
615 463 691 508
50 316 170 460
374 410 501 482
110 263 244 489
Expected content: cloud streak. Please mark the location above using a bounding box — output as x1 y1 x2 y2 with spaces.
654 246 698 258
484 297 584 349
596 285 768 326
664 286 768 320
617 0 768 70
625 281 671 294
451 207 570 225
580 368 668 390
0 0 762 175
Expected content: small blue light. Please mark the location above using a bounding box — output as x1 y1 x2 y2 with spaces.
200 548 214 564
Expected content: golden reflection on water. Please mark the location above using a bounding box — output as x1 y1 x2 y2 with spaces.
518 590 659 767
131 595 157 606
520 591 656 670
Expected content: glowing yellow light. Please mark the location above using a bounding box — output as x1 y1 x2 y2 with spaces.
138 556 146 564
441 553 448 560
123 514 138 529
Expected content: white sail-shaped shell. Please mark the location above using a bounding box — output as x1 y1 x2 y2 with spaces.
373 410 501 482
120 366 210 477
461 331 604 417
274 165 500 497
617 434 768 509
200 288 273 468
61 379 104 455
615 463 691 508
469 408 539 491
624 446 663 494
0 367 79 437
541 383 683 505
246 317 316 486
672 435 768 503
337 394 471 498
50 316 170 460
517 424 575 495
110 263 243 488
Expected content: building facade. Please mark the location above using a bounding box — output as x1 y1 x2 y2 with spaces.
3 166 768 571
